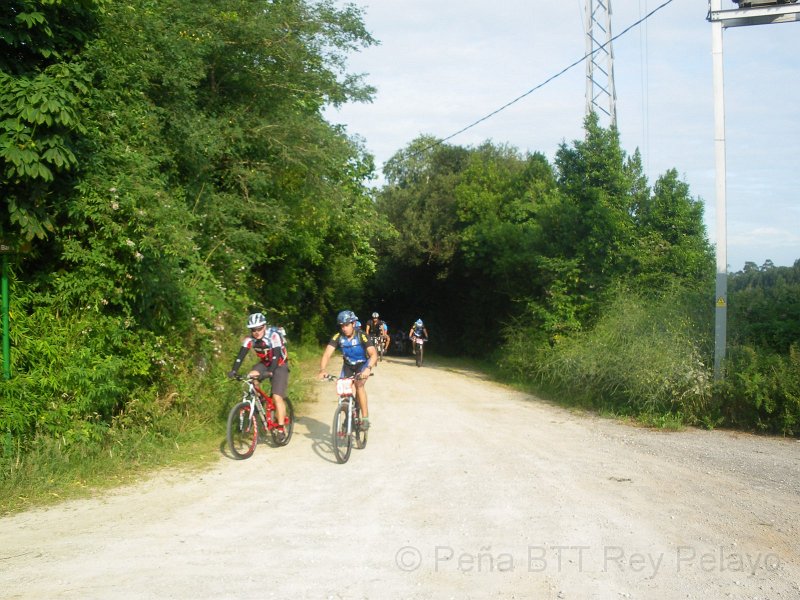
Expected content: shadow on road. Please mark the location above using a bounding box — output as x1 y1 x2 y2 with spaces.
296 415 338 464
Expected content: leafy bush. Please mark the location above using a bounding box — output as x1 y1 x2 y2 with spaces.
1 307 161 448
713 344 800 435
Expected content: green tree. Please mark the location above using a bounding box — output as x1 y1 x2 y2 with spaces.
1 0 105 241
634 168 714 288
1 0 381 455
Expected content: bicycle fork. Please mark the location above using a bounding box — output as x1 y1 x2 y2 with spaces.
339 397 355 437
243 396 269 434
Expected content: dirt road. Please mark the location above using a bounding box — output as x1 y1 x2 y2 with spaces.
1 357 799 599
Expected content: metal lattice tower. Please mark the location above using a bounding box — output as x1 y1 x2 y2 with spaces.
585 0 617 128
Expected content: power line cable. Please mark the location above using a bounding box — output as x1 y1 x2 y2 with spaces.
410 0 675 158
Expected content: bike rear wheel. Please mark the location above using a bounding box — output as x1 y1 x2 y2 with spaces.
332 402 352 464
270 397 294 446
227 401 258 459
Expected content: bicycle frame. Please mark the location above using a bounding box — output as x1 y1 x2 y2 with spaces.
241 379 279 432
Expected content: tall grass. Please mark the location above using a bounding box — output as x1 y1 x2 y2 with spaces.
501 286 714 425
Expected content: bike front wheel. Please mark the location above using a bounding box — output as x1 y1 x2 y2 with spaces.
415 344 424 367
332 402 353 464
271 397 294 446
227 401 258 459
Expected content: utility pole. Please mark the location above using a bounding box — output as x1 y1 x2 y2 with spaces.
706 0 800 380
585 0 617 128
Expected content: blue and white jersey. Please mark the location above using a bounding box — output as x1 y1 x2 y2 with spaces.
328 331 373 366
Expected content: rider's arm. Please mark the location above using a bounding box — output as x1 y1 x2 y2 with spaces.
360 345 378 378
318 343 337 378
229 339 250 376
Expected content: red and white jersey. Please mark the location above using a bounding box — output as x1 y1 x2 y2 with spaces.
241 327 287 367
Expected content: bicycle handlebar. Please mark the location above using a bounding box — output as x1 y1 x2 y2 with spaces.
322 373 368 382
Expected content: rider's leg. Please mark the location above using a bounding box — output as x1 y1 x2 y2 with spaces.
354 366 369 428
270 365 289 429
354 380 369 419
250 365 287 430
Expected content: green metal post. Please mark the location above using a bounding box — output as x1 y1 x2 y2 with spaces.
2 253 9 380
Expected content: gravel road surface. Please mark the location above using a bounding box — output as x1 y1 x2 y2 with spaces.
1 356 798 599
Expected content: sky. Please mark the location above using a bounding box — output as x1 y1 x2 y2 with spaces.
323 0 800 272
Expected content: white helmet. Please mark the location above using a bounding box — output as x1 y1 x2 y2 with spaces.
247 312 267 329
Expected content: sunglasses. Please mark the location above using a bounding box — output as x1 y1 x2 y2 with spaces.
250 326 266 333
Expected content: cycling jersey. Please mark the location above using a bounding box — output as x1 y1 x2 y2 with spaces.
328 330 373 366
366 319 385 337
230 327 288 373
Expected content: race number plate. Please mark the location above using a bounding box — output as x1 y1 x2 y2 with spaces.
337 378 354 396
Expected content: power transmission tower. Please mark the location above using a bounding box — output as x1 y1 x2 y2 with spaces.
585 0 617 127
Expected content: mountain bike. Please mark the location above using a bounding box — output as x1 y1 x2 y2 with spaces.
226 376 294 459
324 374 367 464
412 336 427 367
369 334 385 362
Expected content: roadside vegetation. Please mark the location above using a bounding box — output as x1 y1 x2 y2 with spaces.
1 1 797 515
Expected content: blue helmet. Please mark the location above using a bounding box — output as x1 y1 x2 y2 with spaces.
415 319 423 327
337 310 357 325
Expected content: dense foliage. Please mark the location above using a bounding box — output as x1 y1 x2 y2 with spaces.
1 0 379 471
370 116 798 435
714 261 800 433
373 114 714 352
2 1 798 489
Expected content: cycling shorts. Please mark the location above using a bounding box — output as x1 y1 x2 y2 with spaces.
340 361 369 381
250 362 289 398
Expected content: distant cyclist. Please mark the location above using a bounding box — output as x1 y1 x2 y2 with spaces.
318 310 378 430
408 318 429 344
228 312 289 440
365 312 389 356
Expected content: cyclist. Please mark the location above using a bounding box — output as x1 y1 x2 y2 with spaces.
408 318 429 345
228 312 289 440
318 310 378 430
392 329 407 354
365 312 389 356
